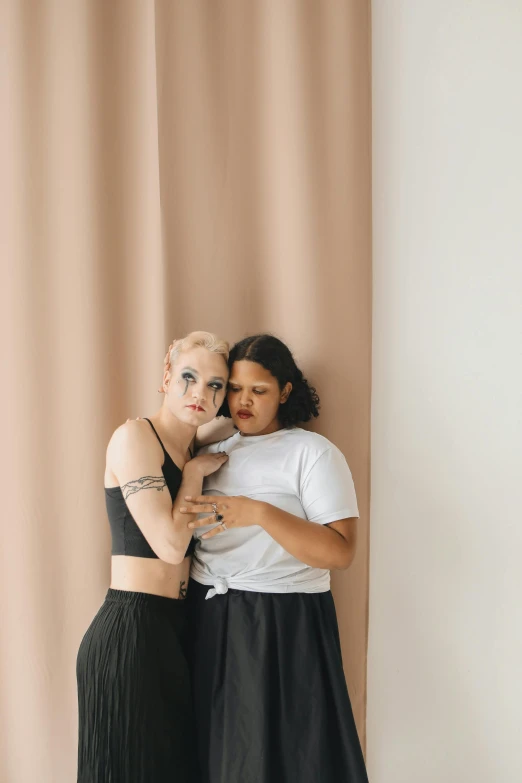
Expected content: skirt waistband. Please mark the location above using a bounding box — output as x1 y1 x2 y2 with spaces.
105 588 186 612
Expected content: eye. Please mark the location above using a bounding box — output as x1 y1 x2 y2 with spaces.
209 382 224 391
228 386 241 393
253 389 266 395
181 372 196 383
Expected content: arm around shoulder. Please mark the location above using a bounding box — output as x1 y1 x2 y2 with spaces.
195 416 237 449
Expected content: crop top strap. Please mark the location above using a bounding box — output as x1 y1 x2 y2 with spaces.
143 418 194 462
143 418 168 456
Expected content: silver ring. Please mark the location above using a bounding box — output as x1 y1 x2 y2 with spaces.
211 503 219 514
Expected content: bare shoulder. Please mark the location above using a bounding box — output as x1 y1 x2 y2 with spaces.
107 419 159 465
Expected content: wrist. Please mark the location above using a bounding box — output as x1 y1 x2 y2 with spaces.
183 460 204 479
253 500 269 528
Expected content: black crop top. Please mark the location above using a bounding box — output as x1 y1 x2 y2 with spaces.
105 418 196 559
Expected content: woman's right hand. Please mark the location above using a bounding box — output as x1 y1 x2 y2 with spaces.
185 452 229 478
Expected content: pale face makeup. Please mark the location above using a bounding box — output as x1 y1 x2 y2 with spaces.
227 360 292 436
165 347 228 426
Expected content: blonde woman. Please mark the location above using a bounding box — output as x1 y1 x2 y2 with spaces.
77 332 229 783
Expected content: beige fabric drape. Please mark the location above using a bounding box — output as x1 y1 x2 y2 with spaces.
0 1 371 780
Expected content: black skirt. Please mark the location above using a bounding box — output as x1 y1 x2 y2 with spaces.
77 588 195 783
186 579 369 783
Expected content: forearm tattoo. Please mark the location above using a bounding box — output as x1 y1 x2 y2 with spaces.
179 580 187 600
121 476 167 500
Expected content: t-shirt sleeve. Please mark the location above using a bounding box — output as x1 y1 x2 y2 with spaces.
196 440 223 456
300 446 359 524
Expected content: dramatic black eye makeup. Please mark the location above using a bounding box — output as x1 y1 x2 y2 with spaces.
209 378 225 407
178 367 226 406
178 370 197 397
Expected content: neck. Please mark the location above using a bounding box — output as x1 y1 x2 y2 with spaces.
148 405 196 453
241 420 283 437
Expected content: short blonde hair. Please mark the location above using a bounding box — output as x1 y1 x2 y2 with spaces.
160 331 229 391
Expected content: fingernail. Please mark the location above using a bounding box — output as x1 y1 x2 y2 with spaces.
184 496 192 501
180 507 187 513
188 523 195 529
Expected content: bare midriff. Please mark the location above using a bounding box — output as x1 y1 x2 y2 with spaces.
110 556 191 600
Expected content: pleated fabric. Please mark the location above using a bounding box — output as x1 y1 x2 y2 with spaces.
186 579 369 783
76 589 194 783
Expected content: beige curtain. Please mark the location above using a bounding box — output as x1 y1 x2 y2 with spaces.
0 1 371 780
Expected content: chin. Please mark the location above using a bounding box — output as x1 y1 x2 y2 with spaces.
232 417 260 434
232 416 249 432
180 410 211 427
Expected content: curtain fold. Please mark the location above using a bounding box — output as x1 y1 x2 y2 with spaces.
0 2 371 780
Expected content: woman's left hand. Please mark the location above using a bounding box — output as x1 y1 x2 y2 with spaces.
179 495 264 539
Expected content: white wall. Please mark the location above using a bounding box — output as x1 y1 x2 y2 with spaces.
368 3 522 781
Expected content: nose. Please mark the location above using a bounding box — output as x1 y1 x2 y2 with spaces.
239 391 252 407
192 380 206 402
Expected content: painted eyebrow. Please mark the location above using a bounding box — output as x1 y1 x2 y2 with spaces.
182 368 226 383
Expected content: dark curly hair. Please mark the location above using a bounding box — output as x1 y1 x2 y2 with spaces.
218 334 320 428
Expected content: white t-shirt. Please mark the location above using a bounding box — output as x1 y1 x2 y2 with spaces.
190 428 359 598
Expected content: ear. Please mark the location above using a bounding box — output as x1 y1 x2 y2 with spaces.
280 382 292 404
162 369 171 391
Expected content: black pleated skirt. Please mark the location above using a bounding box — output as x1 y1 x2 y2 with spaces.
77 588 195 783
186 579 369 783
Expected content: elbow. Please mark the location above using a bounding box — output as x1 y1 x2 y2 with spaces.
335 556 354 571
158 543 186 565
164 552 186 566
332 545 356 571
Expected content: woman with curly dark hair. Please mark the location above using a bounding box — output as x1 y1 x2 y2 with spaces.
182 334 369 783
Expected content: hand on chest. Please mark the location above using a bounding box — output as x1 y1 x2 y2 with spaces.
204 448 301 501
